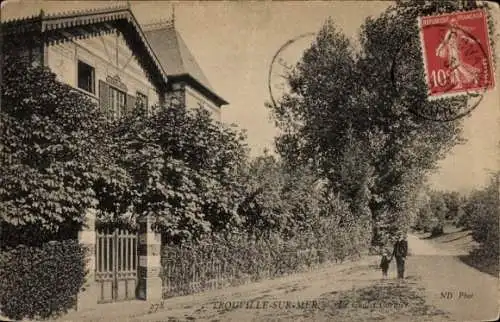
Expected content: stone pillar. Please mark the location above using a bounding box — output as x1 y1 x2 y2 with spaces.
77 209 98 311
137 215 163 301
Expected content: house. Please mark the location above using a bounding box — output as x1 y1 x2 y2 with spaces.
0 2 227 306
1 3 227 119
143 19 228 120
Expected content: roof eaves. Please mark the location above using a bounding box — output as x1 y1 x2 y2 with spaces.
42 3 129 20
121 9 169 88
31 7 169 89
170 74 229 106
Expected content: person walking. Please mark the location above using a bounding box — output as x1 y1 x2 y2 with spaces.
379 249 392 279
392 232 408 279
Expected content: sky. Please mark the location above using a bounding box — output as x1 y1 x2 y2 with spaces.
2 0 499 192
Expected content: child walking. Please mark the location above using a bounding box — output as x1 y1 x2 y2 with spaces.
380 249 392 278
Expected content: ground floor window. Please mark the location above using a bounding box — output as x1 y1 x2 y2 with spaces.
109 86 126 119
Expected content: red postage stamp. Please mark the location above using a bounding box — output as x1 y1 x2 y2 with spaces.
419 9 495 99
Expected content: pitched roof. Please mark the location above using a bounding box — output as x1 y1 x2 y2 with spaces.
1 4 169 90
1 4 228 106
144 21 228 106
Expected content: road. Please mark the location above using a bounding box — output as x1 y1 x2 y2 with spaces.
58 233 499 322
405 234 499 321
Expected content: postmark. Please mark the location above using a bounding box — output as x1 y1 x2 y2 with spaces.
419 9 494 99
268 32 316 109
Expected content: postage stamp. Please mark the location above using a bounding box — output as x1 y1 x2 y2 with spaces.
418 9 495 99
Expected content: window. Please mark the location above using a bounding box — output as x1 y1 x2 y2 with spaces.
109 86 126 119
77 61 95 94
136 91 148 114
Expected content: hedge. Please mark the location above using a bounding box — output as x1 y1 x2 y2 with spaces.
161 218 370 298
0 240 86 320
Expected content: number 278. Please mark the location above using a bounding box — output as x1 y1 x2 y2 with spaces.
148 301 165 313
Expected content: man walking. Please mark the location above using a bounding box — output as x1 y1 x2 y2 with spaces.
392 232 408 279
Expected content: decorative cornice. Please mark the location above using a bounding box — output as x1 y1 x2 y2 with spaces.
106 74 128 92
1 5 169 90
42 3 129 19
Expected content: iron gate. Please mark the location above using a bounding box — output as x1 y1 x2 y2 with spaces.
96 228 138 303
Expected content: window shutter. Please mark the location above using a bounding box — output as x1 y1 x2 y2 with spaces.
136 92 149 115
126 94 136 116
144 95 149 113
99 80 110 117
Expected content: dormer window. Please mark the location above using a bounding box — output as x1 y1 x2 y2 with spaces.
77 60 95 94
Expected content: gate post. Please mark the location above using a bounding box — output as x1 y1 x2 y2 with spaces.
138 215 162 301
77 208 98 310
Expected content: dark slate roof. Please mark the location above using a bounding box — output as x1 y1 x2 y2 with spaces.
144 21 228 106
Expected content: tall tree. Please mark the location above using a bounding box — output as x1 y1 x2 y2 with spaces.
0 58 109 245
267 0 486 245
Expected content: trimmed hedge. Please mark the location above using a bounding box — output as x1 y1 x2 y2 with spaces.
0 240 86 320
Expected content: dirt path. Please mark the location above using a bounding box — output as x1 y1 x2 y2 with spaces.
59 257 385 322
56 234 499 322
405 234 499 321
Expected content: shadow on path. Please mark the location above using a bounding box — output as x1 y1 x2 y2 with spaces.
310 278 449 322
412 228 498 278
458 251 499 277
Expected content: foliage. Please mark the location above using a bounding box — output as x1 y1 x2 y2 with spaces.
267 0 474 245
427 192 448 236
237 154 288 238
161 191 367 298
92 118 136 230
457 172 499 276
0 240 86 320
415 172 499 274
462 173 499 246
441 191 463 220
414 202 434 233
413 188 468 234
237 153 327 239
0 57 108 242
112 105 248 242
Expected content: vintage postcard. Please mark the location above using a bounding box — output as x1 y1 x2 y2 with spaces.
1 1 499 321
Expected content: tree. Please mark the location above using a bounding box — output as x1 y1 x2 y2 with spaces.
459 172 500 273
441 191 463 220
113 105 248 243
415 202 434 233
428 191 448 236
237 153 288 239
0 57 109 246
267 0 482 245
462 172 499 244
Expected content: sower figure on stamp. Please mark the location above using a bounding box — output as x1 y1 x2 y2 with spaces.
392 232 408 279
435 18 480 89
